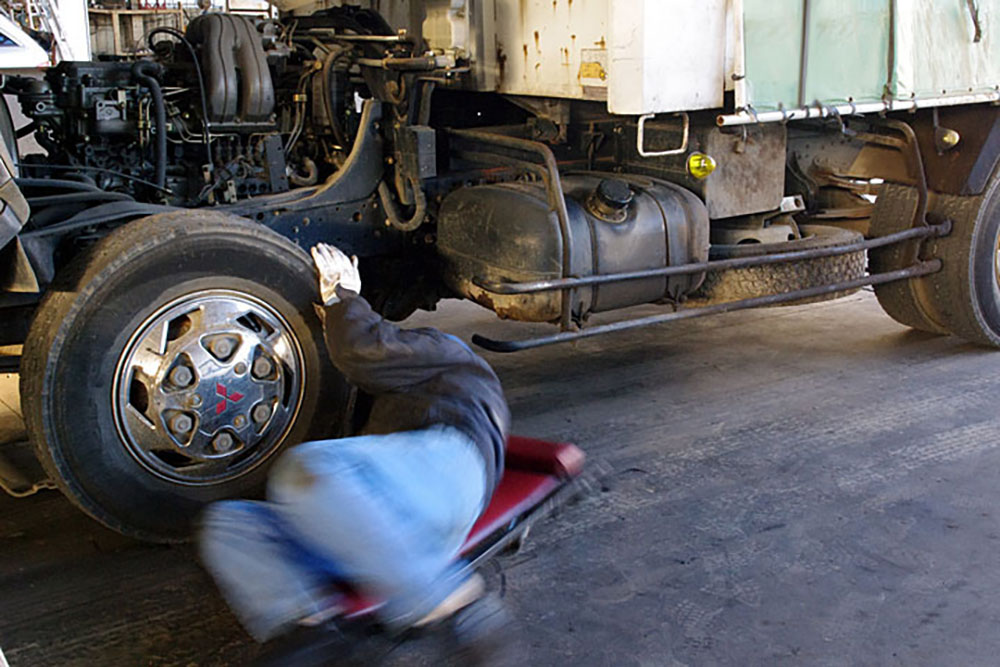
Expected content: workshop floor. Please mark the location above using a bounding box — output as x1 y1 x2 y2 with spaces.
3 290 1000 666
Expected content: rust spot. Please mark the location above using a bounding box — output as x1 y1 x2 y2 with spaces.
595 36 606 48
534 30 540 51
568 0 573 5
535 62 541 71
497 47 507 82
523 43 528 58
468 283 555 322
553 0 557 8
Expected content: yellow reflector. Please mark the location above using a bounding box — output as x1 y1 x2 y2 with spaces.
687 152 717 179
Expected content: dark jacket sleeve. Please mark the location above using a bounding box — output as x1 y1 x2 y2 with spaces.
317 287 510 494
318 287 492 396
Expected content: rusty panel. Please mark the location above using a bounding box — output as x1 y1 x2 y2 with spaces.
493 0 609 101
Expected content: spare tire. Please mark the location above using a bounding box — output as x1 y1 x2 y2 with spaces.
693 224 866 305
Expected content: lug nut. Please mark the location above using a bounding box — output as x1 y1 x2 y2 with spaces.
252 403 272 425
212 432 235 453
168 412 194 436
210 337 236 359
252 356 274 379
169 365 194 388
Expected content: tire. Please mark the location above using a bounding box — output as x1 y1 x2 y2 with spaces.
869 183 949 334
871 172 1000 346
20 211 350 541
694 224 866 305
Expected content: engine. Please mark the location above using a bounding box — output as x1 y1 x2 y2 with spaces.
7 7 395 206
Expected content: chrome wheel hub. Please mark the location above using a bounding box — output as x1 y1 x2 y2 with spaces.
113 290 304 485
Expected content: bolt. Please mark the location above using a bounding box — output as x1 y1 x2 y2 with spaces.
252 403 272 425
169 365 194 387
233 415 247 428
168 413 194 436
252 356 274 379
212 432 235 453
234 362 248 375
210 337 235 359
189 394 203 408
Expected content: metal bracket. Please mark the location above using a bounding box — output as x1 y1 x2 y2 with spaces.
637 112 689 157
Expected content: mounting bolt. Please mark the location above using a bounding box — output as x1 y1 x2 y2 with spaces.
234 362 248 375
210 337 235 359
169 365 194 388
252 356 274 379
252 403 272 425
233 415 247 428
189 394 203 408
168 413 194 436
212 432 235 453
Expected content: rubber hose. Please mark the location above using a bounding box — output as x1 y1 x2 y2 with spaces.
132 62 167 190
16 178 102 192
377 176 426 232
288 157 318 187
322 46 349 146
27 191 134 206
146 27 213 169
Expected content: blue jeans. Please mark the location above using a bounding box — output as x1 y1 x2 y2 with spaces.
199 425 487 642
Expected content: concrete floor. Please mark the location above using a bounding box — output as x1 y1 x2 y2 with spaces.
2 290 1000 666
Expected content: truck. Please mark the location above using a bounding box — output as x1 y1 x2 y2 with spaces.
0 0 997 540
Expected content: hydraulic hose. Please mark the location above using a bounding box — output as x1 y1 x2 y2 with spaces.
132 62 167 190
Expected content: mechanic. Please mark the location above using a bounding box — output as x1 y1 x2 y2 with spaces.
198 243 511 661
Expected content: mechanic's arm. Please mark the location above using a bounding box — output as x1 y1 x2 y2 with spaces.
310 244 480 395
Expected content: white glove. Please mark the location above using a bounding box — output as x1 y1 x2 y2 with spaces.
311 243 361 305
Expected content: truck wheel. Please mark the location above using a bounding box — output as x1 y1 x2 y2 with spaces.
868 183 948 334
20 211 350 541
927 180 1000 345
871 173 1000 346
694 224 866 305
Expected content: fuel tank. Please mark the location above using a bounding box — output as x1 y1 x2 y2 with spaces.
437 173 709 322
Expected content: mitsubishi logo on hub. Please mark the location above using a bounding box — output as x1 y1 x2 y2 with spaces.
215 383 245 415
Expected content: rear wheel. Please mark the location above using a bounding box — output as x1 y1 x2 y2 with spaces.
869 183 948 334
20 211 350 541
871 172 1000 346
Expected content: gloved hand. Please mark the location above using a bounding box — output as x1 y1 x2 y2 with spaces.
310 243 361 305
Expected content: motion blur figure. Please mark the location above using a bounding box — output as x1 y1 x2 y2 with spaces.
199 243 512 665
